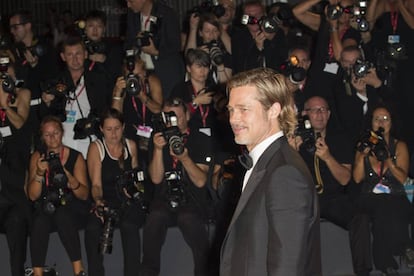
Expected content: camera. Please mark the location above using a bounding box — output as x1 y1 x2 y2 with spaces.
0 57 15 94
356 127 389 161
152 111 186 155
165 171 187 209
42 151 70 215
97 205 119 254
124 49 142 97
0 34 12 50
189 0 225 18
387 42 407 60
135 16 160 48
73 112 100 140
295 115 320 154
353 0 369 32
16 39 47 59
241 14 281 33
203 40 224 66
75 20 106 55
41 78 72 122
280 55 307 84
353 59 373 78
116 168 148 212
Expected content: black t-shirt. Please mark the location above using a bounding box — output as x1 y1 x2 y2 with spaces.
299 128 353 200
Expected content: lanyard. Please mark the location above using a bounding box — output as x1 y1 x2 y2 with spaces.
376 160 385 184
0 109 6 126
390 4 399 34
45 147 65 187
193 88 210 127
131 96 146 125
69 83 86 110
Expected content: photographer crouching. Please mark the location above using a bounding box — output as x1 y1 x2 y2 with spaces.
27 116 89 276
140 98 211 276
85 108 146 276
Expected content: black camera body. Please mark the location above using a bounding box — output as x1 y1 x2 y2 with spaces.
42 152 70 215
116 168 147 212
165 171 187 209
353 59 373 79
241 14 281 33
41 79 72 122
295 115 320 154
16 40 47 59
189 0 225 18
280 55 306 84
97 205 119 254
73 112 100 140
203 40 224 66
124 49 142 97
326 4 344 20
135 16 160 48
353 1 369 32
152 111 185 155
0 56 15 94
356 127 389 161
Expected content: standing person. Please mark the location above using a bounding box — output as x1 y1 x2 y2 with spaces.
353 104 414 274
125 0 185 99
0 53 31 276
221 68 321 275
27 116 89 276
85 108 146 276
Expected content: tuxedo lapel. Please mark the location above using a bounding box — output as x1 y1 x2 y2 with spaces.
223 138 284 244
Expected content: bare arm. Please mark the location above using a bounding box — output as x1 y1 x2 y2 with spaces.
27 152 47 201
184 14 200 53
148 133 166 184
174 148 209 188
87 142 104 205
65 153 89 200
138 75 163 114
0 87 30 129
385 140 409 183
292 0 322 31
111 76 126 112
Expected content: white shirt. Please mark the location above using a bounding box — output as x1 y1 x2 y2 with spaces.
242 131 284 191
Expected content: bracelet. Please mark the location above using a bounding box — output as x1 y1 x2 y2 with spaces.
34 175 44 183
329 27 338 33
112 96 122 100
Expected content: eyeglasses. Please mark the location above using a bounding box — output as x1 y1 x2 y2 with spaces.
9 22 27 30
305 107 329 114
374 115 390 123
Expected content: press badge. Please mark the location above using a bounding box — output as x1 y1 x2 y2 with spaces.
66 110 76 123
373 183 390 194
0 126 12 137
199 127 211 137
388 35 400 44
136 125 153 138
323 62 339 74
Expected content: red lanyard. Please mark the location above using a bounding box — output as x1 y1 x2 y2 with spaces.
142 15 151 31
193 88 210 127
390 3 399 34
45 147 65 187
131 96 146 125
0 109 6 126
328 27 348 59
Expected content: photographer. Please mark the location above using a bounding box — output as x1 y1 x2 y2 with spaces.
170 49 225 155
125 0 185 98
0 52 31 276
231 0 288 73
293 0 361 109
82 10 123 81
111 53 162 167
27 116 89 276
353 104 414 274
334 45 385 145
289 96 373 276
85 108 145 276
40 36 113 158
185 12 232 84
141 98 211 276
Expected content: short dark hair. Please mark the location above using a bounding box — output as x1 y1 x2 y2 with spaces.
10 10 32 24
185 48 211 67
85 10 107 26
60 36 85 53
100 108 124 128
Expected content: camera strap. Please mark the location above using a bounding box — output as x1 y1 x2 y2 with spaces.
314 155 324 194
45 147 65 188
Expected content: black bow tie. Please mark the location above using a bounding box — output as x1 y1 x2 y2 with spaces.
238 151 253 170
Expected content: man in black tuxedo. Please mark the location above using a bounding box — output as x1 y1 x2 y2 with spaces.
221 68 321 275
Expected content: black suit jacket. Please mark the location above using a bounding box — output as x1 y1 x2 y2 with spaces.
220 137 322 276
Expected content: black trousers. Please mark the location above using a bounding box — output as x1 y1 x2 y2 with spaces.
30 205 82 267
358 194 413 271
141 199 209 276
85 204 145 276
0 204 28 276
320 194 372 274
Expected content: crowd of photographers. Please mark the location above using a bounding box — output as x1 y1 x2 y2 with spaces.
0 0 414 275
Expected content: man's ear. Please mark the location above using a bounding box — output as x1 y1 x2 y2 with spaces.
268 102 281 119
60 52 66 62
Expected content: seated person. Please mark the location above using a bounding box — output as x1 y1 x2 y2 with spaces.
85 108 146 276
27 116 89 276
140 98 212 276
353 104 414 274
